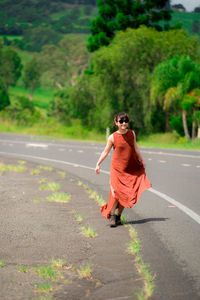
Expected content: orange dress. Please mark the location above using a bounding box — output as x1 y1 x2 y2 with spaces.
100 130 151 219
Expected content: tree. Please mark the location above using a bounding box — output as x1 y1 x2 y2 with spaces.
22 27 62 52
70 26 199 133
171 4 186 11
0 78 10 110
37 36 91 89
194 7 200 13
0 46 22 91
23 58 41 100
191 20 200 34
151 56 200 141
87 0 172 52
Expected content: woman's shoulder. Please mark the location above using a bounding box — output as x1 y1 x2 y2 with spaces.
108 133 114 144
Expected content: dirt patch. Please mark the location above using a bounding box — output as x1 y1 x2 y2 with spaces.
0 156 142 299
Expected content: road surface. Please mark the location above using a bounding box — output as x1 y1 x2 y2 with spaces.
0 133 200 299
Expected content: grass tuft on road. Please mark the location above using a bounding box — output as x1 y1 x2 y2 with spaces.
46 192 71 203
80 226 98 238
78 263 92 279
40 182 60 191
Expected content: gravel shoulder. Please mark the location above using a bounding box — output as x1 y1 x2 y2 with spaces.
0 155 143 300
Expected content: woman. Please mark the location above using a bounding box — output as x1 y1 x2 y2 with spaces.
95 112 151 227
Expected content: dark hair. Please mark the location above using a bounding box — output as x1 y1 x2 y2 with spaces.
114 112 129 122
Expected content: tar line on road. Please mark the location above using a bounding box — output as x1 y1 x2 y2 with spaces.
1 151 200 226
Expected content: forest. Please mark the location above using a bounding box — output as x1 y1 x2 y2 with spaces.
0 0 200 146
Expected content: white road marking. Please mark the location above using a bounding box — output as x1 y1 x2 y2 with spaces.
141 150 200 159
181 164 191 167
1 151 200 225
158 160 166 163
0 139 104 150
197 166 200 168
150 188 200 225
0 138 199 159
77 150 83 153
148 158 152 161
26 143 48 149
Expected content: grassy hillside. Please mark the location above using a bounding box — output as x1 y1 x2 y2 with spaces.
170 10 200 35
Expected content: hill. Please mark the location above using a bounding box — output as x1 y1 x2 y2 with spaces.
170 10 200 36
0 0 97 36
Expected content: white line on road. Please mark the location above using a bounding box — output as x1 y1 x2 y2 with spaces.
0 139 103 150
149 188 200 225
26 143 48 148
0 151 200 225
181 164 191 167
141 150 200 159
1 138 200 159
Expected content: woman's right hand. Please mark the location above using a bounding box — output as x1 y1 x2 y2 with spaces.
95 165 100 174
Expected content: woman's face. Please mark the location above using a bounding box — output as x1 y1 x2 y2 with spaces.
115 117 129 130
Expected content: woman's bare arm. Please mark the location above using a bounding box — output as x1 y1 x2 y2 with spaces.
95 135 113 174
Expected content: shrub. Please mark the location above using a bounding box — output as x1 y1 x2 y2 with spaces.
0 78 10 110
7 96 41 125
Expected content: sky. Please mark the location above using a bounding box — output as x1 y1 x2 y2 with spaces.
171 0 200 11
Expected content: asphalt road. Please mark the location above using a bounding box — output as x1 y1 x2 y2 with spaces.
0 132 200 299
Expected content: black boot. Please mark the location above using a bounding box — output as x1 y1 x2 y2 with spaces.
116 214 122 226
110 214 117 227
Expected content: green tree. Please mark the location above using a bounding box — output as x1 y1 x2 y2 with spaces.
87 0 172 52
191 19 200 34
22 27 62 52
23 58 41 100
37 36 91 89
0 46 22 91
70 26 199 133
0 78 10 110
151 55 200 140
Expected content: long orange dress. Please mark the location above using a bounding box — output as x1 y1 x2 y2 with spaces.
100 130 151 219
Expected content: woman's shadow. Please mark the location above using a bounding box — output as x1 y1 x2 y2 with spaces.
125 217 168 225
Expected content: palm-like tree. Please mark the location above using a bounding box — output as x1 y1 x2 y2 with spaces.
151 55 200 141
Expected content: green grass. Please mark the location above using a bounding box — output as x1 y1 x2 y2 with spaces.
45 192 71 203
40 182 60 191
0 162 26 175
138 132 200 150
170 11 200 34
80 226 98 238
32 265 63 281
78 263 92 278
0 35 23 40
9 85 55 110
51 258 67 269
18 265 29 273
0 117 106 142
39 178 47 184
38 166 54 172
86 189 106 206
126 226 156 300
30 169 40 175
56 171 66 178
34 282 53 293
0 260 6 267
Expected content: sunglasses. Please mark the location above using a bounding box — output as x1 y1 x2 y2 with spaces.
118 118 129 124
